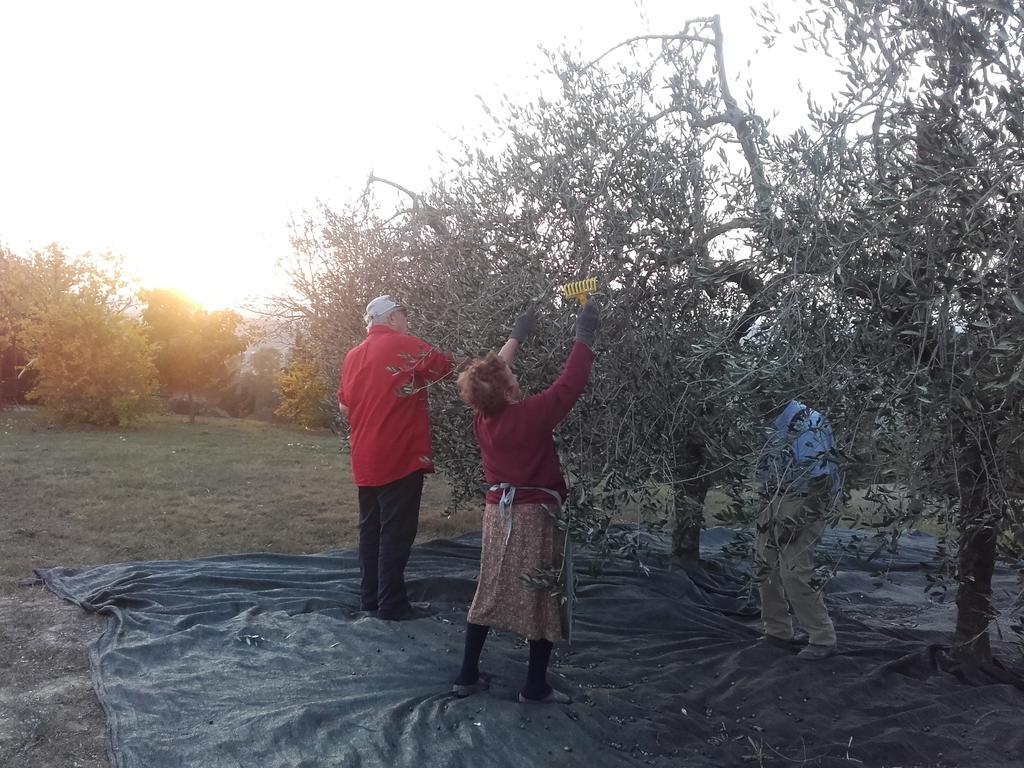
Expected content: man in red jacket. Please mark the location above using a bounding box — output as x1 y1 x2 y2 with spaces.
339 295 454 620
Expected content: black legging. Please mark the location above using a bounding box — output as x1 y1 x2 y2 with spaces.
455 622 554 699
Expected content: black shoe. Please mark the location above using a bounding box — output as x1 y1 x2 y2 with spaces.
760 632 809 650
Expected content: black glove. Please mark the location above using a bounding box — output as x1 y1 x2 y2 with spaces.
509 304 537 343
574 301 600 347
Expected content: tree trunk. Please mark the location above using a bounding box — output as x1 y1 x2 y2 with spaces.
672 482 709 562
671 438 711 562
188 390 196 425
952 521 996 665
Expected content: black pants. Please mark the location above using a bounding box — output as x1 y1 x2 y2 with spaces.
357 471 424 618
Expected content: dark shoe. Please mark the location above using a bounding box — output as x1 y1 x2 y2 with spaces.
761 632 809 650
378 602 434 621
452 673 491 698
518 687 571 705
797 643 837 661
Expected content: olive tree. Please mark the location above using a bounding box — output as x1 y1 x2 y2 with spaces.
757 0 1024 667
280 17 805 563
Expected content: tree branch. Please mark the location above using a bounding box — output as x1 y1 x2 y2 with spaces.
596 106 688 199
669 218 757 276
585 25 716 70
366 174 452 238
366 174 420 203
709 16 772 215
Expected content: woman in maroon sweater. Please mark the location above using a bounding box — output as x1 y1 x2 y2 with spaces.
452 301 600 703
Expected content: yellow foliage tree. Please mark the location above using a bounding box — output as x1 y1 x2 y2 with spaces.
18 248 157 425
275 360 334 429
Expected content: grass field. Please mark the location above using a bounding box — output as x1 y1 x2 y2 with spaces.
0 408 475 591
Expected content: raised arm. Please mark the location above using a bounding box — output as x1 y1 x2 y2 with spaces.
525 302 600 429
411 344 456 385
498 304 536 367
497 338 520 366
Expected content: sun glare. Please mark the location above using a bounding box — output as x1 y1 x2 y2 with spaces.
130 231 283 312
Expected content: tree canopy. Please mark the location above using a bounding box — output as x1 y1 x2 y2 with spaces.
277 1 1023 668
141 289 247 423
4 245 156 425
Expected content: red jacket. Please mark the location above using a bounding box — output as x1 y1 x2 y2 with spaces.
339 326 453 487
476 342 595 505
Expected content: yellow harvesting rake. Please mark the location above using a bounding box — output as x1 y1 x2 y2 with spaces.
562 278 598 305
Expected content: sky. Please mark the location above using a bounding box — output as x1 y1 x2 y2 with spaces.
0 1 833 310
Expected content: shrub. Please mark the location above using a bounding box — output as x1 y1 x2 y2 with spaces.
23 292 156 426
275 361 335 429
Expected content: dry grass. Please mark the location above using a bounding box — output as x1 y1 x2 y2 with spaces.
0 408 477 591
0 406 925 592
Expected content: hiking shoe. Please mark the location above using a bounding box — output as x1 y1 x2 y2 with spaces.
452 674 491 698
797 643 837 661
760 632 809 650
518 687 572 705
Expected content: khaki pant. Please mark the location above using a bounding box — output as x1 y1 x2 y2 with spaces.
754 481 836 647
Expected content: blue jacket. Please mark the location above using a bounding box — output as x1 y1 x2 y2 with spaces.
758 400 841 498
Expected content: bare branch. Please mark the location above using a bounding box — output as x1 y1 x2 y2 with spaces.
366 174 452 238
585 25 716 70
709 16 772 214
366 174 421 203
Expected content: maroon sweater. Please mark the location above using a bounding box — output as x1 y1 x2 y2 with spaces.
475 342 595 505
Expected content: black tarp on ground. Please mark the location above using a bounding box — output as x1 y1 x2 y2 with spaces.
39 529 1024 768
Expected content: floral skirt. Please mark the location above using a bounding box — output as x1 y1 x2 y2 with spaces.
467 502 564 642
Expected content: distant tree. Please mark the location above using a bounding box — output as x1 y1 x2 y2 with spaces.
274 332 335 429
0 246 35 404
0 245 88 404
17 247 155 425
275 361 334 429
140 289 246 423
250 346 283 380
0 246 27 347
241 346 283 420
213 353 252 417
274 368 330 432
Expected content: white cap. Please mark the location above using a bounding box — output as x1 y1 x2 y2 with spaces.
365 294 401 322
